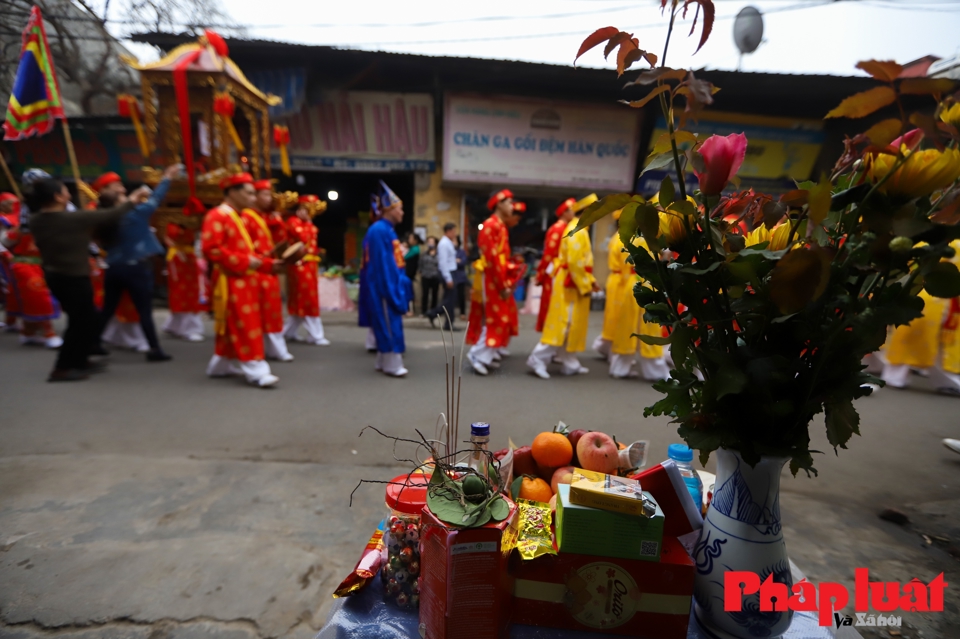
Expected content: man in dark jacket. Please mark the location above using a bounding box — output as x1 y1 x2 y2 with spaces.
93 165 181 362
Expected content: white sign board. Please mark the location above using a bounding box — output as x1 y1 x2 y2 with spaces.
442 93 641 191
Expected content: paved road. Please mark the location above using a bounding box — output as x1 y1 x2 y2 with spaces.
1 310 957 639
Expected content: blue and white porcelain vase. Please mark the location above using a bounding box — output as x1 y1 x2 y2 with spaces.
693 448 793 639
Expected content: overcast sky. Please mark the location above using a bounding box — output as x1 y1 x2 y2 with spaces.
124 0 960 77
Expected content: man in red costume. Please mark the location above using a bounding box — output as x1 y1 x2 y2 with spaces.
284 194 329 346
466 188 524 375
162 220 204 341
202 172 283 388
536 198 576 333
243 179 293 361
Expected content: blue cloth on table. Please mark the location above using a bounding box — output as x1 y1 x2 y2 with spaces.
358 218 409 354
316 578 837 639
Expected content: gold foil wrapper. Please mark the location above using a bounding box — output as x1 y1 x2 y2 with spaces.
516 499 557 561
333 528 385 598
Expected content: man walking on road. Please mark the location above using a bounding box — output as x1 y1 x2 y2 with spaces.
426 222 460 331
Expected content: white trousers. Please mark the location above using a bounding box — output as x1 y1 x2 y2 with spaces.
206 355 272 384
162 312 204 339
527 341 583 376
468 326 500 366
881 362 960 392
264 332 292 360
102 318 149 352
609 353 670 380
366 328 377 351
375 352 406 375
592 335 611 360
284 315 326 343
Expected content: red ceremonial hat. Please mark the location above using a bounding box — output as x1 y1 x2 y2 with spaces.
487 188 514 211
92 172 122 193
555 197 576 217
298 194 319 204
0 192 18 204
513 201 527 213
219 172 254 191
253 179 272 191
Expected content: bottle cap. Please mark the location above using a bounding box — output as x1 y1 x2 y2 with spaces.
667 443 693 462
470 422 490 437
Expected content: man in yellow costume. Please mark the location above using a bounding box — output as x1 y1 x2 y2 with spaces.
595 211 671 380
526 195 600 379
881 240 960 395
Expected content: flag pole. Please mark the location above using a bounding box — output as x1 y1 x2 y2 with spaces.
60 120 87 208
0 145 22 199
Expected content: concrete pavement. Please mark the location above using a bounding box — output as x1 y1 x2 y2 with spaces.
1 310 958 638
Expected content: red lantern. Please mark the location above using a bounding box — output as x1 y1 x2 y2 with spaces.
214 92 244 152
204 29 229 58
273 125 291 176
117 94 148 159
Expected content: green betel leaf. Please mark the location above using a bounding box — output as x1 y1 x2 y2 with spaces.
489 495 510 521
427 487 468 527
824 397 861 451
923 262 960 298
567 193 634 237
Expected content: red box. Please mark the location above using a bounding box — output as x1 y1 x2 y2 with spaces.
510 536 694 638
419 500 518 639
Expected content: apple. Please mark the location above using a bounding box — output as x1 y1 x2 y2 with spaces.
567 429 588 466
536 462 559 483
512 445 538 478
551 466 575 494
492 448 510 461
576 432 619 475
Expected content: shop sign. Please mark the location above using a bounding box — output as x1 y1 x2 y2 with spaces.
443 93 641 191
638 112 824 195
274 91 435 172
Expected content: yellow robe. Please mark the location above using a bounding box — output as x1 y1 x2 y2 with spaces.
605 235 664 357
884 240 960 373
542 218 596 352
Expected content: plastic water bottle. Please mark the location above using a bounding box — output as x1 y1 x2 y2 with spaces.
668 443 703 513
467 422 491 479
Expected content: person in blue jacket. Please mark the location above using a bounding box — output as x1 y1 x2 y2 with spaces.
359 180 410 377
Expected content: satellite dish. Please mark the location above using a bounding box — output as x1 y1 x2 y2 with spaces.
733 6 764 56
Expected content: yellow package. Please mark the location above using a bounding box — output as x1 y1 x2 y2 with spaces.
515 499 557 561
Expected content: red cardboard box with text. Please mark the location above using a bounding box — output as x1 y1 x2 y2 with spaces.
419 500 519 639
510 535 694 638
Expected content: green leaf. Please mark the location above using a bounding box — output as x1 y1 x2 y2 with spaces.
638 334 672 345
715 365 748 399
824 397 861 451
567 193 634 236
660 175 676 206
636 202 662 251
670 325 694 369
618 201 641 247
725 260 759 287
510 476 523 501
640 151 676 177
923 262 960 298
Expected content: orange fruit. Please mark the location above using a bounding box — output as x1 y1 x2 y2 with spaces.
531 432 574 468
518 476 553 503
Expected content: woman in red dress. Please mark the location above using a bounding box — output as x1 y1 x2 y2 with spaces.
0 200 62 348
162 222 204 341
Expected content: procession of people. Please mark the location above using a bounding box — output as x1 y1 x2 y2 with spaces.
3 170 960 397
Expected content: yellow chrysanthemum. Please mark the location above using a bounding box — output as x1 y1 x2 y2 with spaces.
867 147 960 199
940 103 960 128
744 225 771 248
659 210 695 246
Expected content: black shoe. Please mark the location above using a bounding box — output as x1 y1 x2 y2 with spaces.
146 350 173 362
48 369 89 382
89 344 110 356
81 360 108 374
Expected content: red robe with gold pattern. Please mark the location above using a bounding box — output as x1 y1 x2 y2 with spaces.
242 209 285 334
465 214 521 349
285 216 320 317
2 228 59 321
536 218 567 332
165 223 202 314
201 203 276 362
266 211 287 246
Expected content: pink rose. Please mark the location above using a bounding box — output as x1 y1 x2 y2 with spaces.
695 133 748 196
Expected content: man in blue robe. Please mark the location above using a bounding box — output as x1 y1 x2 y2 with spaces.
359 181 410 377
